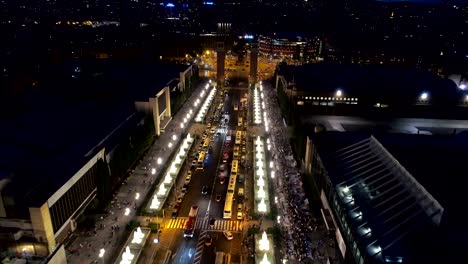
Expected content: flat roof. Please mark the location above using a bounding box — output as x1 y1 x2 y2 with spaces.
277 64 459 101
0 61 186 211
312 131 468 263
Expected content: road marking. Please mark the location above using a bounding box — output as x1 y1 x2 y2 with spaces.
192 230 207 264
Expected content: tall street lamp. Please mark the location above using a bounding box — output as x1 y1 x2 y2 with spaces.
98 248 105 263
148 238 159 264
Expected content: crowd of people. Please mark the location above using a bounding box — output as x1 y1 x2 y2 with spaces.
262 85 320 262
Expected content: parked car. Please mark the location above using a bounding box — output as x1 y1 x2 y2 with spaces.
216 194 222 202
219 177 225 184
171 209 179 218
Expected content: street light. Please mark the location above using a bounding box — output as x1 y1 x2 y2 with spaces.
125 208 130 216
335 89 343 97
149 237 160 262
157 158 162 165
135 192 140 200
99 248 105 263
420 92 429 101
172 134 177 141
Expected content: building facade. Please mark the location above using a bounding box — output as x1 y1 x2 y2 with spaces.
303 133 444 263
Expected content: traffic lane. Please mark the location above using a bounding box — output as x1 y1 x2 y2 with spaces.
178 166 204 217
212 232 242 254
170 229 199 264
200 241 216 264
178 127 223 217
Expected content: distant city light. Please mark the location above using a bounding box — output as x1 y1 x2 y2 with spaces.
459 84 466 90
166 3 175 7
420 92 429 101
244 34 254 39
336 89 343 97
203 1 214 5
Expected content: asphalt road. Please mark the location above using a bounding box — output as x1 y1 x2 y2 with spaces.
167 87 246 264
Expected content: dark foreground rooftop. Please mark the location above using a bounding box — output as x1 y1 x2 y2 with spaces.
313 131 468 263
0 61 185 213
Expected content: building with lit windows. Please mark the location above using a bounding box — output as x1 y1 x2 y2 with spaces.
275 64 468 119
258 34 319 60
304 131 468 263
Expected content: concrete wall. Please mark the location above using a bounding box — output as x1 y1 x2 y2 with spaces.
29 204 55 254
47 149 105 208
46 244 67 264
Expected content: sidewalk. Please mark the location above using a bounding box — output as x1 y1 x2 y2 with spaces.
66 81 210 263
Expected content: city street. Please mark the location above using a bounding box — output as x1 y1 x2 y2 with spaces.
157 87 246 264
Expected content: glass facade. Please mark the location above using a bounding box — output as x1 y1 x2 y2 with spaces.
49 163 98 233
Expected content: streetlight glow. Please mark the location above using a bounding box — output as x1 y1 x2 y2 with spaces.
420 92 429 100
336 89 343 97
99 248 105 258
157 157 162 165
124 208 130 216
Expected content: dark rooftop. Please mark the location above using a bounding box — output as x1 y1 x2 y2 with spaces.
312 131 468 263
0 61 186 212
277 64 462 105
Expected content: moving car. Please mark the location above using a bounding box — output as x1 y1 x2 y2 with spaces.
219 177 225 184
218 170 227 178
216 194 222 202
223 231 234 240
237 212 243 220
202 185 209 195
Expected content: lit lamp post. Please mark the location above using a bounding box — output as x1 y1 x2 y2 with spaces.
148 238 159 264
98 248 105 263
